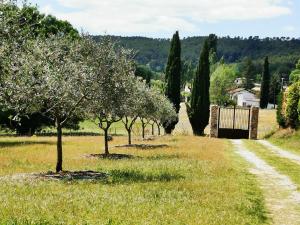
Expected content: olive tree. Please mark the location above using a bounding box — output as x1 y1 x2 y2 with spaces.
85 37 136 155
122 79 147 145
0 36 94 172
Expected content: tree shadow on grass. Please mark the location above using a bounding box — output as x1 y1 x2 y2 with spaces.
87 153 137 160
146 154 181 160
0 141 55 148
115 144 169 150
36 169 184 184
108 169 184 184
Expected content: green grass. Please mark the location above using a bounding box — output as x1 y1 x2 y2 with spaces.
245 140 300 190
37 119 156 137
0 136 268 224
268 129 300 154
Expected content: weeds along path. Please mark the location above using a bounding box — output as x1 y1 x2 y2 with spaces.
232 139 300 225
258 140 300 164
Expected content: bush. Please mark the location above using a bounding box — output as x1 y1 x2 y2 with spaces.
286 82 300 129
276 92 287 128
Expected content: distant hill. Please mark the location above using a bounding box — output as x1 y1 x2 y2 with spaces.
92 35 300 76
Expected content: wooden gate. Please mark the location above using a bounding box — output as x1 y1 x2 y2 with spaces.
217 106 251 139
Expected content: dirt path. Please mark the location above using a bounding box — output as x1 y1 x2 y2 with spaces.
232 139 300 225
174 103 193 135
258 140 300 165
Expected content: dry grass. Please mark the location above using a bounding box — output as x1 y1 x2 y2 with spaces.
0 135 267 224
258 109 277 139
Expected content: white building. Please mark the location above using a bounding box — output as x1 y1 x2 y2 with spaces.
229 88 260 107
234 78 245 86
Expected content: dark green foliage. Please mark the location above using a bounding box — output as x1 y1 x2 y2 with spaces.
276 92 287 128
135 65 153 86
93 35 300 78
181 61 195 87
260 57 270 108
0 2 80 135
1 3 79 41
188 35 217 135
269 73 281 106
0 110 83 136
163 31 181 134
241 58 255 90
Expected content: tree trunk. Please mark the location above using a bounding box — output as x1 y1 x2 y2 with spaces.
142 123 145 139
151 124 154 135
56 119 63 173
104 128 109 155
157 124 161 136
128 129 132 145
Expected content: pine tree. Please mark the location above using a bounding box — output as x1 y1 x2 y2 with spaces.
260 56 270 108
163 31 181 134
187 34 217 135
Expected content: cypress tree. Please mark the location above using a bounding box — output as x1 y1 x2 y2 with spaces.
187 35 217 135
243 58 255 90
163 31 181 134
260 56 270 108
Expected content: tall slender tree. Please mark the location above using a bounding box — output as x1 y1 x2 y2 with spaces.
242 58 255 90
163 31 181 134
187 34 217 135
260 56 270 108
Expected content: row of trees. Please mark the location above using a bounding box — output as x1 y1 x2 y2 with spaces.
164 31 218 136
0 1 176 172
94 35 300 76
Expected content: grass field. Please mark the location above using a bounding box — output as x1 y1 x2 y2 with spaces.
0 135 268 224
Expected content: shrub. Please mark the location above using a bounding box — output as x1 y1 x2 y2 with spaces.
276 92 287 128
286 82 300 129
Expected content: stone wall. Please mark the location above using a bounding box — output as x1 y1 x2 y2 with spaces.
249 106 259 140
209 105 219 138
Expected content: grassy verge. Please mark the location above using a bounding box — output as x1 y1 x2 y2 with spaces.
245 140 300 190
268 129 300 154
0 136 267 224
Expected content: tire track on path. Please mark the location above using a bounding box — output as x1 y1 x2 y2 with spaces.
258 140 300 165
232 139 300 225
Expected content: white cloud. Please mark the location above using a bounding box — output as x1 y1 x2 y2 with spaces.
41 0 292 35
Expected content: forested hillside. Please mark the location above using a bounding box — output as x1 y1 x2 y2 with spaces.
93 35 300 77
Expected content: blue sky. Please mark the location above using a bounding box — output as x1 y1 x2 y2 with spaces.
28 0 300 38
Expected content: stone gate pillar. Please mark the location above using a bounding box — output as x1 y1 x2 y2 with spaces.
210 105 219 138
249 106 259 140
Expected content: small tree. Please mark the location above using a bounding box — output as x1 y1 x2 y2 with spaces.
290 60 300 84
1 37 93 172
85 37 136 154
260 57 270 109
138 87 158 139
122 80 147 145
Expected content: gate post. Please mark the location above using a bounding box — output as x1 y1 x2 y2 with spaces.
249 106 259 140
210 105 219 138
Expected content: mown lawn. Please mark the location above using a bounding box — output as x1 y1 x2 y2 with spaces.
0 135 267 224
